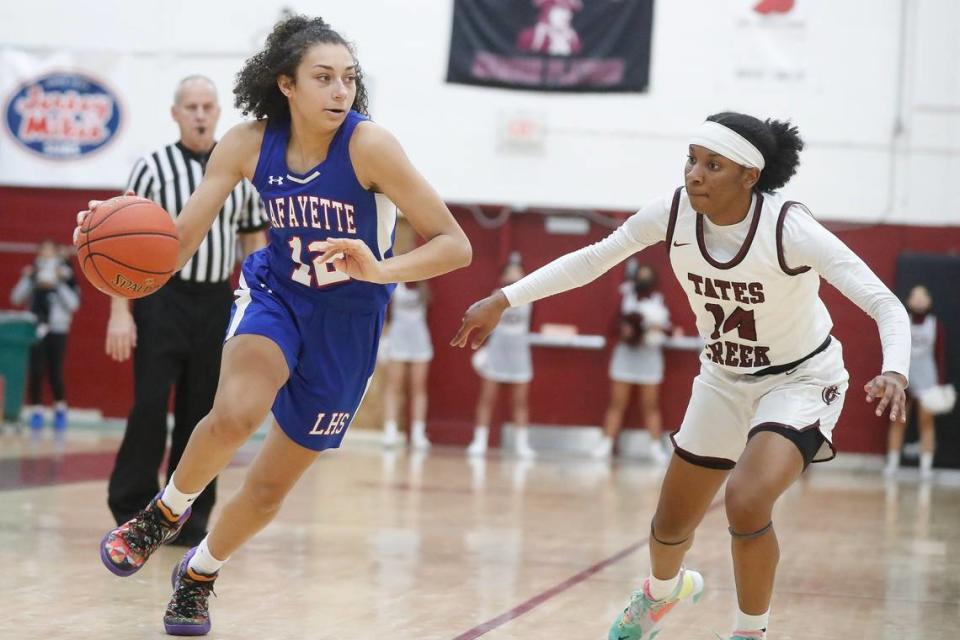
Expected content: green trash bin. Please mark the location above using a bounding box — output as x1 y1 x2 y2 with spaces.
0 311 37 423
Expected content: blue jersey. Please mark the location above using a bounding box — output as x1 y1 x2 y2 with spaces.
251 111 397 311
228 111 396 451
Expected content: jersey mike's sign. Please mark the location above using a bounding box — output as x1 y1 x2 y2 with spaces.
4 71 122 160
446 0 654 92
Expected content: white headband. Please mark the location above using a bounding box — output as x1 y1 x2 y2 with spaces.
689 120 765 170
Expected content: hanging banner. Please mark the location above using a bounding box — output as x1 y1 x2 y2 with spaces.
446 0 655 93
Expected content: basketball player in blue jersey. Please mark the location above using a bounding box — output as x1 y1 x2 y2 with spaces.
77 15 471 636
453 113 910 640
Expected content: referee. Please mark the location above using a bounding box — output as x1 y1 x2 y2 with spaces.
106 75 268 546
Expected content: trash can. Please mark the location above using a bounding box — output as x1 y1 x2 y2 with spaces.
0 312 37 422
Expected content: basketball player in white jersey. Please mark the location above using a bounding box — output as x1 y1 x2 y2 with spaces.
452 112 910 640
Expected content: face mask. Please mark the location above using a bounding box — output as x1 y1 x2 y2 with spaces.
634 279 654 296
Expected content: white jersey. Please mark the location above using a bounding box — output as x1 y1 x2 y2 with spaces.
502 187 910 379
668 189 832 373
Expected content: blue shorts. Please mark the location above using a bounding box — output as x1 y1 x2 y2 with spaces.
224 252 385 451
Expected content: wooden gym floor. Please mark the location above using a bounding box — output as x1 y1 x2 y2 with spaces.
0 428 957 639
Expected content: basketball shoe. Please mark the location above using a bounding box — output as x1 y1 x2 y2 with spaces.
100 494 191 576
607 568 704 640
164 547 217 636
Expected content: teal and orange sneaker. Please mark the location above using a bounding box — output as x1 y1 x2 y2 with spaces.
100 494 191 577
607 568 705 640
164 547 217 636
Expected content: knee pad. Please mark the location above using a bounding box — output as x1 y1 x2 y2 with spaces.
650 519 689 546
728 521 773 540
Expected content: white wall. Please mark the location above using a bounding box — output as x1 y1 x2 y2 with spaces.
0 0 957 224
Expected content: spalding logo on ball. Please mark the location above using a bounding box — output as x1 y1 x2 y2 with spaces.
75 195 179 299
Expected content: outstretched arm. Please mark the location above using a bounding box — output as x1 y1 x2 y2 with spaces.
782 209 910 421
451 198 670 349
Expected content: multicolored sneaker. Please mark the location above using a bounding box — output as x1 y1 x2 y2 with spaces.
99 495 191 577
164 547 217 636
607 568 705 640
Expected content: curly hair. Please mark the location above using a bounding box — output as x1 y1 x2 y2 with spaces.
706 111 804 193
234 15 369 121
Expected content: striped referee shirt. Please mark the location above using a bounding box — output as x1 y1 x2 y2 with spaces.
125 141 269 284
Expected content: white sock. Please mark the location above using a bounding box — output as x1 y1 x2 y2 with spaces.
188 536 226 575
412 421 426 438
515 427 529 446
886 451 899 468
384 420 398 438
160 474 202 517
472 425 488 442
735 609 769 633
647 571 680 601
920 452 934 472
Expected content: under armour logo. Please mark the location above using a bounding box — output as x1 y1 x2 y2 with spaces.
268 176 284 185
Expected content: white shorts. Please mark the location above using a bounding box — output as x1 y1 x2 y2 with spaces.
672 337 848 468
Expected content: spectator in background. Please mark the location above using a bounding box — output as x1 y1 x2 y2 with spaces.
382 280 434 449
9 240 80 432
593 262 671 463
885 285 947 479
467 252 536 459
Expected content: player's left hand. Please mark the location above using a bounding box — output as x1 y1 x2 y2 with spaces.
73 189 135 245
864 371 907 422
318 238 385 283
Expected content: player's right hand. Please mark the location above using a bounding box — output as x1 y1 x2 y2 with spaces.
106 309 137 362
73 190 135 245
450 290 511 350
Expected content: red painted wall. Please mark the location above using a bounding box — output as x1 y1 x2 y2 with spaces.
2 186 958 455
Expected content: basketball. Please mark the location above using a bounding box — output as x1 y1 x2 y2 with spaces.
75 195 179 298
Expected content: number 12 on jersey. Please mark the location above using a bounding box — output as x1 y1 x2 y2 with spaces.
288 236 350 288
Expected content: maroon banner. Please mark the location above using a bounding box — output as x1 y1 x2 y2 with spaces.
447 0 654 92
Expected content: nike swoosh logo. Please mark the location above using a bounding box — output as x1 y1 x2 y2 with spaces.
673 241 690 247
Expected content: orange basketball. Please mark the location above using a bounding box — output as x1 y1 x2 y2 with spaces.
76 195 179 299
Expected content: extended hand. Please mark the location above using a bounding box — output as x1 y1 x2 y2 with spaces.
450 290 510 350
864 371 907 422
318 238 385 283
